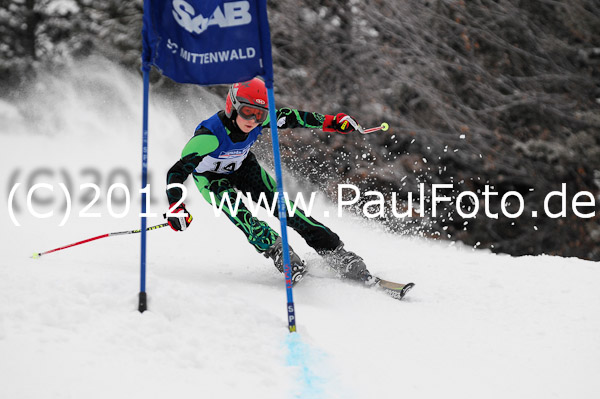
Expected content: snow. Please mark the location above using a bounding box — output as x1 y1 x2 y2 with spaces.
0 99 23 122
1 61 600 399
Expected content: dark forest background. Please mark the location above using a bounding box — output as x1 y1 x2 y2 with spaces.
1 0 599 260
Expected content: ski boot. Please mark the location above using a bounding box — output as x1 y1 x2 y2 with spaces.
318 241 375 284
319 242 414 299
264 237 306 285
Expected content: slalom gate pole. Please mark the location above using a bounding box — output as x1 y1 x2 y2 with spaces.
139 64 151 313
31 223 169 259
266 87 297 333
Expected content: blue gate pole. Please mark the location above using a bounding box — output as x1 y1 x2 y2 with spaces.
266 88 296 333
138 64 150 313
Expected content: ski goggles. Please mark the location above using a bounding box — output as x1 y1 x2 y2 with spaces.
237 104 268 123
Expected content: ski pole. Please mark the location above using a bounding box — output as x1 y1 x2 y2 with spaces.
31 223 169 259
359 122 389 134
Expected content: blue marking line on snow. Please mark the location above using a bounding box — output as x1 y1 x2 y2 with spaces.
285 333 326 399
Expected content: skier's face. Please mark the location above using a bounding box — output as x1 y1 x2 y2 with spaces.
236 114 260 133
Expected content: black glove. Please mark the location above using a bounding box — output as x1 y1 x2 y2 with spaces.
165 203 193 231
322 113 361 134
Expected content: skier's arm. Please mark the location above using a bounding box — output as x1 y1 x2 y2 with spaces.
263 107 360 133
262 108 326 130
166 131 219 204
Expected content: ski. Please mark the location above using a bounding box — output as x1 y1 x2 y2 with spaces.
372 277 415 300
301 259 414 300
305 273 414 300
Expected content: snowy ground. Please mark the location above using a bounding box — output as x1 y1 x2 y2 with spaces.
1 62 599 399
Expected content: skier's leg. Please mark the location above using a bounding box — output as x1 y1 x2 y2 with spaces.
192 173 278 253
193 172 305 283
232 154 371 282
233 152 341 252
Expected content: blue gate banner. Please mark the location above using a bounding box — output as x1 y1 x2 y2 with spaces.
142 0 272 85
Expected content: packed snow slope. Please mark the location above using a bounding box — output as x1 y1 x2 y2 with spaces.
1 62 599 399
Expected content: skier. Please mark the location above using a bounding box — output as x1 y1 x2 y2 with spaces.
165 77 373 286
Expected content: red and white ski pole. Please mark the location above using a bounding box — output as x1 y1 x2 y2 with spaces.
31 223 169 258
341 115 390 135
359 122 390 134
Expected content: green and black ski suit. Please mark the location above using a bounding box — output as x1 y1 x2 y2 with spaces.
166 108 341 254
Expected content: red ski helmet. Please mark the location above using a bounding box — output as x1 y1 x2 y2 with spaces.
225 78 269 123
